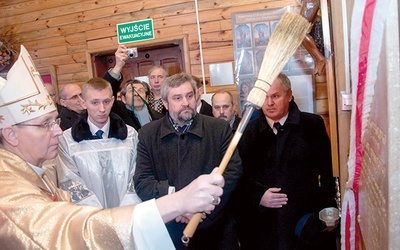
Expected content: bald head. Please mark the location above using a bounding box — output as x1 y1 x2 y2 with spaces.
212 91 236 123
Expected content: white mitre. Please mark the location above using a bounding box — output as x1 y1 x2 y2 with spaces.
0 45 56 129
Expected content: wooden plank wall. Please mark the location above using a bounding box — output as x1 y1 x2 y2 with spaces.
0 0 329 115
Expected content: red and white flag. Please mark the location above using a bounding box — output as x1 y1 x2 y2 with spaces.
342 0 391 249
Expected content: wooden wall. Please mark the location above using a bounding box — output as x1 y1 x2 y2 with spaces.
0 0 331 115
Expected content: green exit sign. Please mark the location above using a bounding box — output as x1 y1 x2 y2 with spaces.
117 19 155 44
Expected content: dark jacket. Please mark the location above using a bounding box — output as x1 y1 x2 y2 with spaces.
232 115 241 133
58 106 82 131
71 112 128 142
199 99 213 116
103 71 163 131
235 100 336 250
134 113 243 249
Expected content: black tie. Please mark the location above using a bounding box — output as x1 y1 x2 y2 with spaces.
95 130 104 139
273 122 281 134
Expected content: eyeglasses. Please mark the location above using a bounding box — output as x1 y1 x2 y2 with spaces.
63 93 82 100
15 118 61 132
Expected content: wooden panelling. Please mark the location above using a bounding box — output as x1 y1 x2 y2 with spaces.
188 30 233 50
316 99 329 115
57 71 90 83
87 37 117 51
315 82 328 99
190 46 234 65
31 46 68 59
0 0 83 18
57 63 88 74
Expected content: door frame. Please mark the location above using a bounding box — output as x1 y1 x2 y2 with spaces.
85 34 191 78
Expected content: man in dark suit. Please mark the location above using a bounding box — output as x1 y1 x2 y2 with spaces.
134 73 242 250
192 75 213 116
211 90 241 133
235 73 337 250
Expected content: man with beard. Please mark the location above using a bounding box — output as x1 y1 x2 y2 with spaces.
134 73 243 250
211 90 241 133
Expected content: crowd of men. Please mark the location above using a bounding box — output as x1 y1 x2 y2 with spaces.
0 45 338 249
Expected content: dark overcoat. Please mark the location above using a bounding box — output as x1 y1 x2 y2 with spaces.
58 106 81 131
199 99 213 116
134 113 243 249
235 100 336 250
232 115 241 133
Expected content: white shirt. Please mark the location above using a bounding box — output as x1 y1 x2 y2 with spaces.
88 117 110 139
266 113 288 134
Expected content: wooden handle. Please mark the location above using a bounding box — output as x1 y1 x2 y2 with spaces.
182 212 203 245
216 131 243 174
